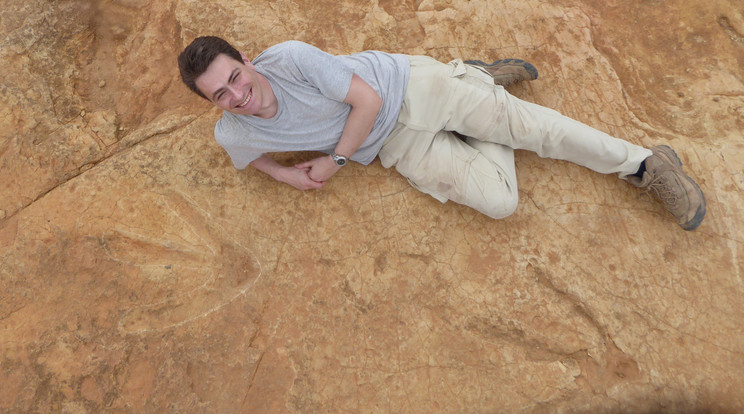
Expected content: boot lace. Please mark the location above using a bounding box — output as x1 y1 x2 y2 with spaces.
645 175 681 211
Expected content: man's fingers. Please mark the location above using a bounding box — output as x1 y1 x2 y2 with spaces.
303 178 324 190
295 156 327 170
293 169 324 190
306 174 325 187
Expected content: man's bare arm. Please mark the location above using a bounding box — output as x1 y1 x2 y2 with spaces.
295 73 382 183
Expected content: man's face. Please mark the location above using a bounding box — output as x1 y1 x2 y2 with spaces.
195 53 275 118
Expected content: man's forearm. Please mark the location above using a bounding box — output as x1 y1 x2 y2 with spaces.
335 74 382 158
250 153 286 181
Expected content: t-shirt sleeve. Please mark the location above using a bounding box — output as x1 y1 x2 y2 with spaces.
283 41 354 102
223 145 261 170
215 119 262 170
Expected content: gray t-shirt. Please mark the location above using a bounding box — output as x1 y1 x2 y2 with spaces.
214 41 410 169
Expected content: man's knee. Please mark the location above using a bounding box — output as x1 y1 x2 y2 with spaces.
479 190 519 219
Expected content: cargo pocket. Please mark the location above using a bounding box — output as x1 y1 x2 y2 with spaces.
448 59 469 78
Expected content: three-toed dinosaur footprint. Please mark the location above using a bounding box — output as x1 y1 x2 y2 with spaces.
101 190 262 334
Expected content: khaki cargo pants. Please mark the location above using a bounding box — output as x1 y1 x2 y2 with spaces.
378 56 652 219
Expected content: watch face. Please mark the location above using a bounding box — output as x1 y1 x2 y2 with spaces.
332 153 347 166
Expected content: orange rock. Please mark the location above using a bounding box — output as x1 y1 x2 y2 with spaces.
0 0 742 412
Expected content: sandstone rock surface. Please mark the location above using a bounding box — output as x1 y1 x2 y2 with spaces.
1 0 743 412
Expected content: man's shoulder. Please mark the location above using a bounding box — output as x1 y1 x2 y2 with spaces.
270 40 311 50
256 40 313 61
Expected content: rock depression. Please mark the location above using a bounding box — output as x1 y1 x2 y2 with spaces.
1 0 743 412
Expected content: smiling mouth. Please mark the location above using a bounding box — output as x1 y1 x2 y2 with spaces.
237 89 253 108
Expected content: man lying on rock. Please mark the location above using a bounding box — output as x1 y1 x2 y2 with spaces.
177 36 706 230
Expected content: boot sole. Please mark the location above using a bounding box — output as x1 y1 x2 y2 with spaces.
464 59 539 81
655 145 706 231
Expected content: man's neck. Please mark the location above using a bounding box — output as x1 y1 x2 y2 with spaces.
253 72 278 119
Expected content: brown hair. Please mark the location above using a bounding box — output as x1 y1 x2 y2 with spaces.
177 36 243 99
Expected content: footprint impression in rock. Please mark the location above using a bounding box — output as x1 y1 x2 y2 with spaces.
102 190 262 334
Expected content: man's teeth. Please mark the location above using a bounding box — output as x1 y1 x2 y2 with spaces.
238 91 252 107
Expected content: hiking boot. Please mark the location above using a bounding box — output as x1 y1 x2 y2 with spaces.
464 59 539 87
628 145 706 230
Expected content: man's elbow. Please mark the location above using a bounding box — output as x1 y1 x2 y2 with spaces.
368 91 382 114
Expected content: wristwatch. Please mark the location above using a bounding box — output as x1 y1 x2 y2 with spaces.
331 152 347 166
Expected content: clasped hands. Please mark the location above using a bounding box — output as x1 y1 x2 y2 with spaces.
282 154 342 191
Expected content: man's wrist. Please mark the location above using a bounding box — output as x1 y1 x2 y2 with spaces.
330 152 348 167
273 165 292 183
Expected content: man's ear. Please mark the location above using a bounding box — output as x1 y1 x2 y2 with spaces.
240 52 254 69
